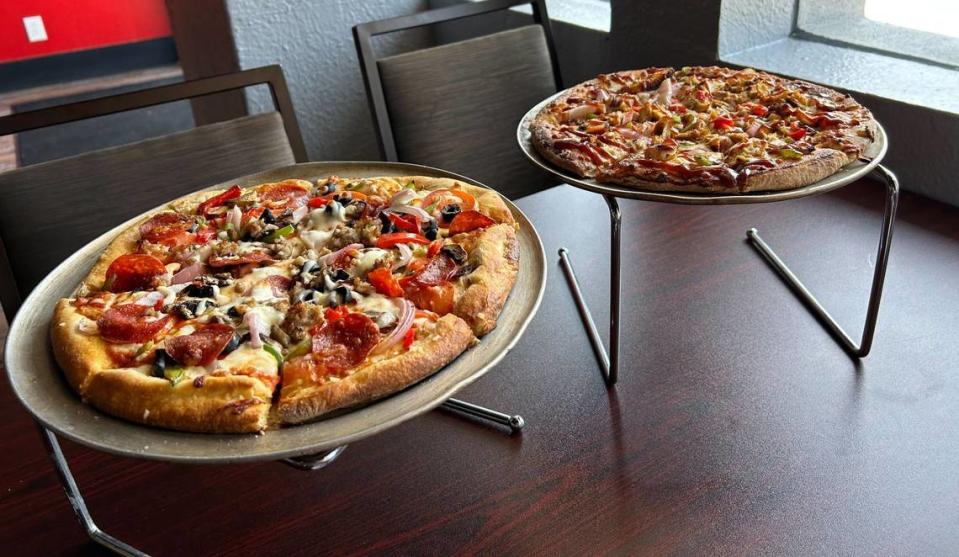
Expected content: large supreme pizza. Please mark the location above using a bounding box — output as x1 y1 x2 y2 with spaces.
50 176 518 433
530 66 877 193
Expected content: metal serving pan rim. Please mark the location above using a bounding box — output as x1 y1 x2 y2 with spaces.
4 161 546 464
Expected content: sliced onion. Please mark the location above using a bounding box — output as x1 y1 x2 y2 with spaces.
389 189 416 207
561 104 595 123
320 243 363 266
228 205 243 231
244 311 264 349
291 205 309 223
389 204 431 221
392 243 413 270
371 298 414 355
617 127 640 140
746 120 762 138
171 261 204 285
135 291 165 307
656 78 673 106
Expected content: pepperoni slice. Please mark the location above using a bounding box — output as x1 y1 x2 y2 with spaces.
97 304 171 344
312 313 380 372
266 275 292 296
448 211 496 235
104 254 167 292
258 181 310 210
207 251 274 268
164 323 235 366
406 254 457 286
139 212 189 238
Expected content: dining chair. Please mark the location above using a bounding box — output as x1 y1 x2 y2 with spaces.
354 0 562 199
0 64 522 556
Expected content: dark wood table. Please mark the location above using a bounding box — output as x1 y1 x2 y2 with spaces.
3 180 958 555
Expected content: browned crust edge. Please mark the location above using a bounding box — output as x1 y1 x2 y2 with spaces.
452 223 520 337
277 314 474 424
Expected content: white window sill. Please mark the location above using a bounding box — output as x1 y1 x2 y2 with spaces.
722 37 959 115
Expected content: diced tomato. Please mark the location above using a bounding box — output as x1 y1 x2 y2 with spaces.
97 304 170 344
388 212 420 233
748 103 769 117
402 282 454 315
422 188 476 213
712 116 734 130
367 267 404 297
669 103 687 114
193 226 216 244
448 210 496 236
403 326 416 350
324 306 350 323
307 197 329 208
104 254 167 292
257 181 310 210
427 240 443 258
789 122 807 140
243 207 265 223
376 232 430 249
197 185 241 217
694 89 710 101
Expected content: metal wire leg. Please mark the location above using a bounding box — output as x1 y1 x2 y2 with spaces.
282 445 349 471
558 194 622 385
37 423 148 557
747 164 899 357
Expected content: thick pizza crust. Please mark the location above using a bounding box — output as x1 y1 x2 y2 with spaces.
452 224 520 336
277 314 474 424
51 298 274 433
82 371 271 433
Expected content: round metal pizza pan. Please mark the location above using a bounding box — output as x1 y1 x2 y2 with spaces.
517 90 887 205
4 162 547 463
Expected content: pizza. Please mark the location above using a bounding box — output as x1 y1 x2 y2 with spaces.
49 176 519 433
530 66 877 193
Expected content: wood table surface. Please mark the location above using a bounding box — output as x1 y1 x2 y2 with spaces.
2 179 958 556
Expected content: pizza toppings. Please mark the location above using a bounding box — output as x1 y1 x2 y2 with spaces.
197 185 241 217
104 254 168 292
533 66 876 192
56 174 519 433
448 211 496 236
97 303 171 344
164 323 235 366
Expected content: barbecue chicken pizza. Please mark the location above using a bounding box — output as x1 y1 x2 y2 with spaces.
50 176 519 433
530 66 878 193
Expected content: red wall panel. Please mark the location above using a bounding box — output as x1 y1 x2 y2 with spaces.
0 0 171 63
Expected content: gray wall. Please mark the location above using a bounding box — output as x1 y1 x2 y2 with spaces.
226 0 432 161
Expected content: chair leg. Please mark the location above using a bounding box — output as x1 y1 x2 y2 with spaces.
558 194 622 386
746 164 899 357
37 423 149 557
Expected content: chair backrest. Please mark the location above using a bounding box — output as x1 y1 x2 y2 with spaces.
0 66 307 317
354 0 562 200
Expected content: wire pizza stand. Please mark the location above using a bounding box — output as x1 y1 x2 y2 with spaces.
5 162 547 556
518 94 898 385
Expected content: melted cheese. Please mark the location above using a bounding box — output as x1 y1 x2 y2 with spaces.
351 248 388 276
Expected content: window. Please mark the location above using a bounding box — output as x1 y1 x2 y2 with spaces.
796 0 959 69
